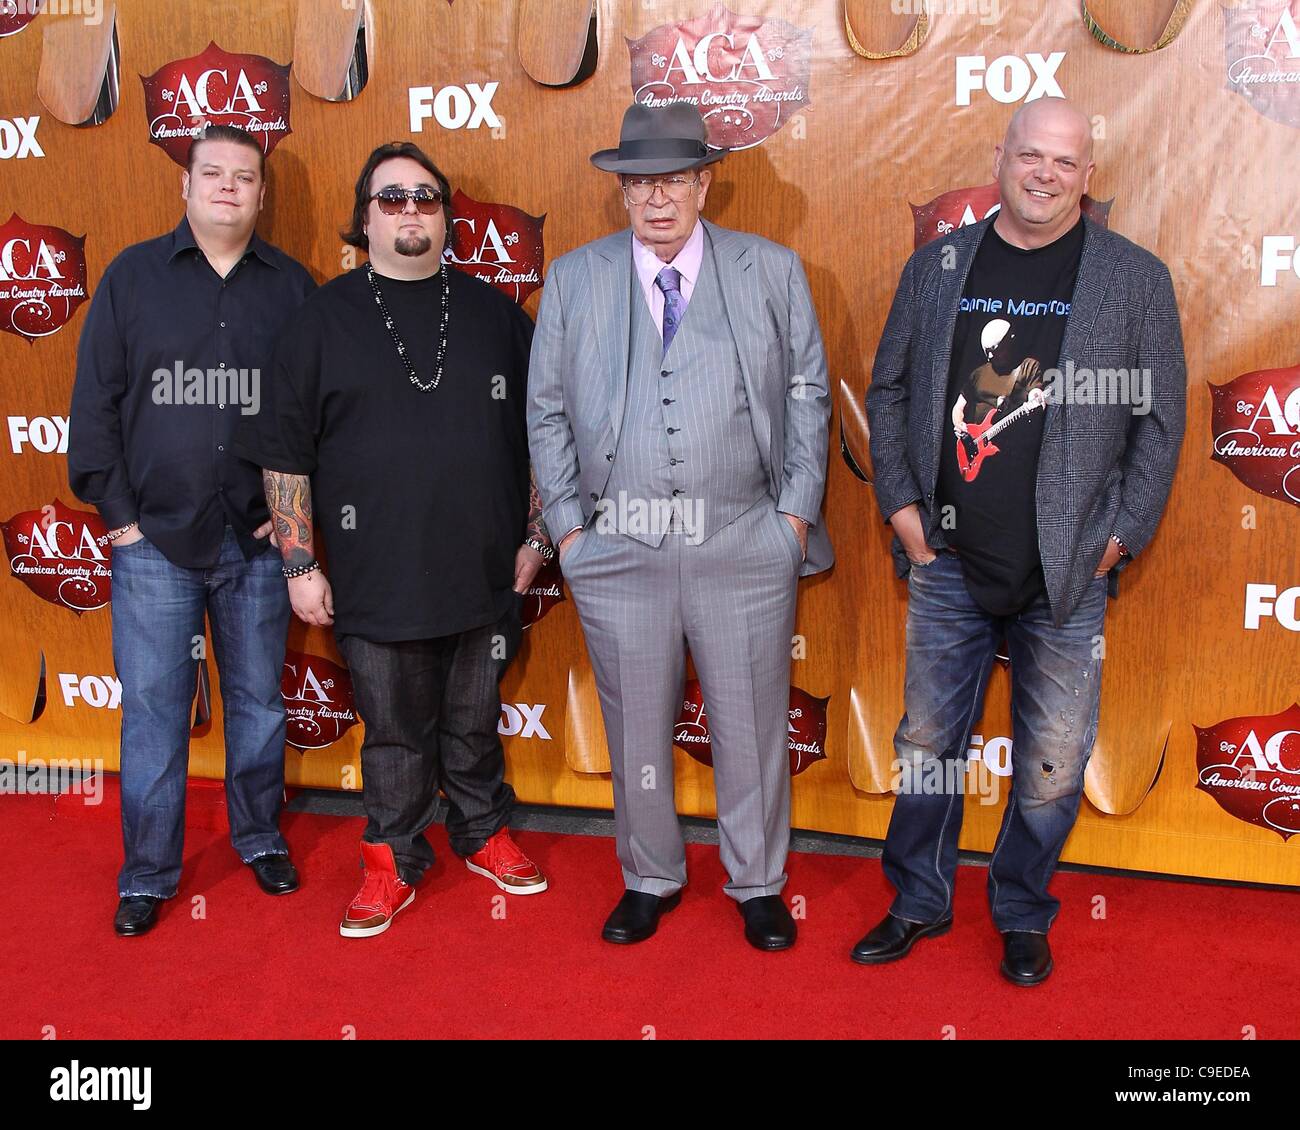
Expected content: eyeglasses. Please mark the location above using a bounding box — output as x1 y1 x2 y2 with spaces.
370 187 444 215
620 176 700 205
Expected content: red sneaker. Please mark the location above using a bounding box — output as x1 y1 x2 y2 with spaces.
340 841 414 938
465 828 548 895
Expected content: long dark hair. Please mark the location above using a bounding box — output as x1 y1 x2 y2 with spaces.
341 141 453 251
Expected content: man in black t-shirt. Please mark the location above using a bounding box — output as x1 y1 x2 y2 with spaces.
235 143 554 938
863 98 1186 985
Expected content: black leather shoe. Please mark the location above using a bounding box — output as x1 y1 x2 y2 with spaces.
114 896 160 937
249 854 299 895
1000 931 1053 986
601 889 682 944
737 895 796 951
850 912 952 964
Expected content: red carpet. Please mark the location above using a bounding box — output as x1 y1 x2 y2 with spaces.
5 787 1298 1040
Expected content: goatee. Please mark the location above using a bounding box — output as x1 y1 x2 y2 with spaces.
395 232 434 258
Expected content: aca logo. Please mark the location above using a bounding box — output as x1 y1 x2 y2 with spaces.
1209 363 1300 506
674 679 828 775
1 498 110 612
445 190 545 305
0 214 88 342
520 557 564 629
627 3 813 150
1222 1 1300 129
281 650 358 751
140 41 293 167
1195 704 1300 840
955 52 1066 106
0 1 40 39
909 183 1112 249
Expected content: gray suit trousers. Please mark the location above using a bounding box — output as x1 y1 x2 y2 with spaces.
563 499 801 900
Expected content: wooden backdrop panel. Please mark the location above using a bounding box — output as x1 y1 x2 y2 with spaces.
2 0 1297 885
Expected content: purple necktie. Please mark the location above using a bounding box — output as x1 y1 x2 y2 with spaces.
655 266 684 357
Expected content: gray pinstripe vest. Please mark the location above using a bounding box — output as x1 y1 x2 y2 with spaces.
605 233 768 547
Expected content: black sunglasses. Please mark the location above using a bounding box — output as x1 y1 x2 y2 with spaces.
371 187 444 215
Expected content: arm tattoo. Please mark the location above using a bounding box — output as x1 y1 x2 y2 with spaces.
263 469 316 568
526 467 550 546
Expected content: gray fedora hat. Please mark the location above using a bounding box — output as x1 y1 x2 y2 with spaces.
590 102 728 175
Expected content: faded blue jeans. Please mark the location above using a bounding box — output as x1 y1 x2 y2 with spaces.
882 551 1107 934
111 528 291 899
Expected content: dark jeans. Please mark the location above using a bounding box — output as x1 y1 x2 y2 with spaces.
883 552 1107 934
111 528 291 899
337 598 521 885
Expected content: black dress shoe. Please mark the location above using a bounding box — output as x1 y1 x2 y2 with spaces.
114 896 160 937
249 854 300 895
601 889 682 944
737 895 797 951
850 912 952 964
1000 931 1053 986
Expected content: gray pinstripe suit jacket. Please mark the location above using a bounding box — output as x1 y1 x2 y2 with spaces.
866 215 1187 626
528 218 833 576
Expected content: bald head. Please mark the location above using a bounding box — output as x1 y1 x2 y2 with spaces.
1005 97 1094 164
993 97 1096 249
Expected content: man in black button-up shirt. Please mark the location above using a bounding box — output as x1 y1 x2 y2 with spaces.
68 125 316 937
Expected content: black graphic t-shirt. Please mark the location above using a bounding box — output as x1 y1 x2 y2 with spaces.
936 218 1084 616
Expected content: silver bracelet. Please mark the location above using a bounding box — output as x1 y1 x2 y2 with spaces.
107 522 137 541
282 560 320 579
524 536 555 562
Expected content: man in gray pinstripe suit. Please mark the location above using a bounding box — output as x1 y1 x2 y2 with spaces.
862 98 1186 985
528 104 832 950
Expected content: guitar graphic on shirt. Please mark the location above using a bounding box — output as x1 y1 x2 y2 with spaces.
956 396 1045 483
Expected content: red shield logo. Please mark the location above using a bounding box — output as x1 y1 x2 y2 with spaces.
910 184 1113 249
674 679 828 775
1222 1 1300 129
1208 364 1300 507
2 498 111 612
445 190 545 305
520 557 564 629
281 650 359 751
0 214 89 342
140 41 293 167
0 1 40 38
627 3 814 151
1195 704 1300 840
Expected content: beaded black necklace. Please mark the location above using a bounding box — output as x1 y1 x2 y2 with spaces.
366 261 450 392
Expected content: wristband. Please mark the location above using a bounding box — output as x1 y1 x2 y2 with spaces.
282 560 320 580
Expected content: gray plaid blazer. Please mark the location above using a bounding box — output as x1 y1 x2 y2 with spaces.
866 215 1186 626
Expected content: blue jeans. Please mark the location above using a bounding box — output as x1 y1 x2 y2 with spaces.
883 552 1106 934
110 528 291 898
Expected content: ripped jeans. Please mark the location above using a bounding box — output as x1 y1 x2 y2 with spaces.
881 551 1106 934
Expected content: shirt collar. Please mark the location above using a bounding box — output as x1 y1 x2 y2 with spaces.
168 216 281 270
631 217 705 289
